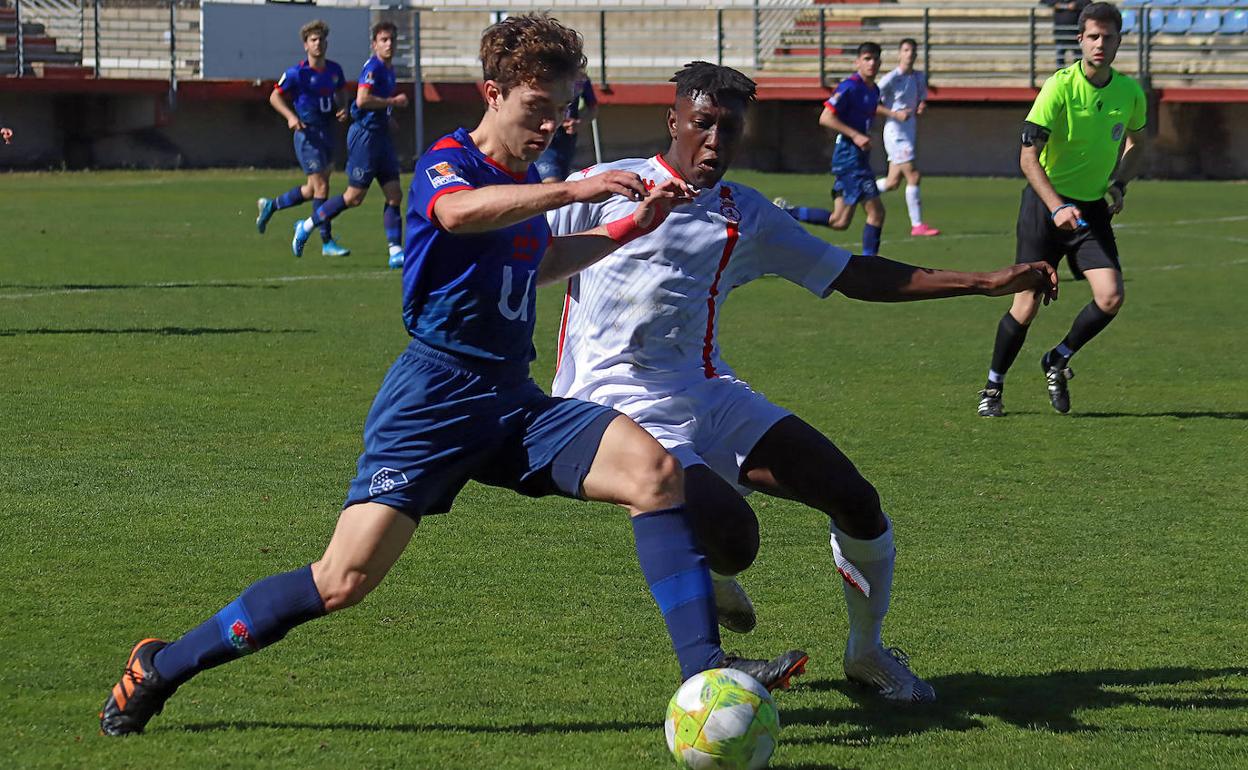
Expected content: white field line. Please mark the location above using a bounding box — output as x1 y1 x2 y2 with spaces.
0 271 392 301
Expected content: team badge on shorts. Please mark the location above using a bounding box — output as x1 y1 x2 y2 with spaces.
369 466 409 496
426 161 468 189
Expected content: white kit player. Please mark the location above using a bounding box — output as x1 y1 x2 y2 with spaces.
875 39 940 236
548 62 1058 703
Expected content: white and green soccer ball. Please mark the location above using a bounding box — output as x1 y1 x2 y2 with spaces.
664 668 780 769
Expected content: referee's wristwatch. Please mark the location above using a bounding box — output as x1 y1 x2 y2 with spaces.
1109 180 1128 198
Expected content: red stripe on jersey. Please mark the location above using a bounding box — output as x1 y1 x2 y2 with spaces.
555 279 573 371
653 154 684 181
483 154 528 182
701 219 739 379
429 136 464 152
425 184 474 228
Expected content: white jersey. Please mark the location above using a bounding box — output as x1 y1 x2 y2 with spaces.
547 155 851 400
877 67 927 124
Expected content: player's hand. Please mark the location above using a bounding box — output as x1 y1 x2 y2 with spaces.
1051 204 1082 231
287 116 305 132
390 93 409 109
1107 185 1125 215
562 117 580 135
893 108 911 123
630 177 696 232
917 101 927 115
852 133 871 151
336 108 349 123
569 170 650 204
985 261 1059 305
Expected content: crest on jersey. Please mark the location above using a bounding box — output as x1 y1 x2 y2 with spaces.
718 187 741 223
369 467 409 496
426 161 468 189
1111 122 1125 141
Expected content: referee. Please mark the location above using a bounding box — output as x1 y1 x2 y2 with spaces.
978 1 1147 417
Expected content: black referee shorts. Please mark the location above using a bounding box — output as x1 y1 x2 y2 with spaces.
1015 185 1120 280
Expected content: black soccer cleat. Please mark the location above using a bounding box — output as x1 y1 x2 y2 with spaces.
1042 357 1074 414
721 649 809 692
100 638 177 736
977 388 1004 418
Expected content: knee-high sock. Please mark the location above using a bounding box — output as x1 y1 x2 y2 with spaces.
152 565 326 687
783 206 833 226
862 223 882 256
905 185 923 227
309 195 347 227
383 204 402 247
313 197 332 241
274 185 305 211
632 507 722 680
987 311 1029 388
1050 301 1117 366
830 515 895 660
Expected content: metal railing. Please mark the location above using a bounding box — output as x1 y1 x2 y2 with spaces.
3 1 1246 87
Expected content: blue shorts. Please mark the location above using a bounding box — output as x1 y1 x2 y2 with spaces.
294 126 333 175
344 338 619 518
832 166 880 207
346 123 400 189
534 130 577 181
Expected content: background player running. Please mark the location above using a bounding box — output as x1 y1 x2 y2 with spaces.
255 19 352 257
100 15 805 738
774 43 904 257
874 38 940 237
536 69 597 184
293 21 409 268
549 61 1058 704
977 2 1146 417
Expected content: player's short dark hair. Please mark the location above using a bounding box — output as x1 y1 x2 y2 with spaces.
670 61 757 106
300 19 329 42
899 38 918 50
371 21 397 41
1078 2 1123 34
479 13 586 94
856 42 882 58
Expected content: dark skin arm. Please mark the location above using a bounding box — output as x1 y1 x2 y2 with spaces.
831 255 1059 304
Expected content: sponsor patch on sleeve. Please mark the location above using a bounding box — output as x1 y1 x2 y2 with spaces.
425 161 469 189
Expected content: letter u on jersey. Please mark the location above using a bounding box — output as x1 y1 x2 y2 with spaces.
498 265 534 322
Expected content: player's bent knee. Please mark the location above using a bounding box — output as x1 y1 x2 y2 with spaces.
1097 292 1124 314
313 566 375 612
627 451 684 512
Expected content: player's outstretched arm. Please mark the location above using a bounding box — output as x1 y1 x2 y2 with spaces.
831 255 1059 304
435 170 650 235
537 178 694 287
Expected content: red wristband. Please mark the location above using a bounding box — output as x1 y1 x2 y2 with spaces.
605 214 654 245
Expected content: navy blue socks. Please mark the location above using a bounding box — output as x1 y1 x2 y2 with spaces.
383 204 402 247
862 223 882 256
312 197 332 242
312 195 347 226
783 206 833 226
152 565 326 687
274 185 305 211
631 507 721 680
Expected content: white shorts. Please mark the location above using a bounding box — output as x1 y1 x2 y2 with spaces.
883 121 916 165
581 374 791 495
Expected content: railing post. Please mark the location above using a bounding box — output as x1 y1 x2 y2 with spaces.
716 9 724 66
922 7 931 80
412 9 424 155
752 0 760 70
598 10 608 89
818 7 826 87
1028 7 1036 88
93 0 100 77
1138 5 1151 89
168 0 177 99
15 0 23 77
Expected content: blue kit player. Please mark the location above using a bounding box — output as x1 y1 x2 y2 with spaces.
99 14 807 738
294 21 408 268
775 42 904 257
535 69 597 183
256 20 352 257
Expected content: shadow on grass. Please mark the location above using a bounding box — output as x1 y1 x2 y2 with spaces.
1070 411 1248 420
782 666 1247 747
0 327 313 337
178 718 653 736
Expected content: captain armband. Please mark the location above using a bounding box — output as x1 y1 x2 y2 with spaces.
1020 121 1050 147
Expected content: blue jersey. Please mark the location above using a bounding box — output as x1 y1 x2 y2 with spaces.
402 128 549 367
825 73 879 170
275 59 346 129
351 56 397 131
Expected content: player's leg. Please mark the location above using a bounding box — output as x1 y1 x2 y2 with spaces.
683 464 761 634
258 131 319 234
900 162 939 236
861 194 885 256
876 161 903 194
739 415 935 703
100 502 417 735
829 196 857 231
380 176 405 269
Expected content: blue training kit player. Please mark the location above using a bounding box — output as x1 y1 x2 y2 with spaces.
535 73 597 182
826 73 881 207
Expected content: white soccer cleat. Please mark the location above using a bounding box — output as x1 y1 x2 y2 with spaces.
844 645 936 704
711 573 757 634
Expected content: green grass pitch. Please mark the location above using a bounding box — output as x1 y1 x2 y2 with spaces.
1 169 1245 769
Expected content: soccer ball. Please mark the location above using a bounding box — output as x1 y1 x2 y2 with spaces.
664 668 780 769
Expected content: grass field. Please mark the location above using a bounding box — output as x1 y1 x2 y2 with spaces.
1 169 1246 769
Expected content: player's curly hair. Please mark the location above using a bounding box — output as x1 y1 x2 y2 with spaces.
479 13 586 93
300 20 329 42
670 61 757 105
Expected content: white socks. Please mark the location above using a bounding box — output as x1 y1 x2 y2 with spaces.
905 185 923 227
830 514 895 660
875 177 888 194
